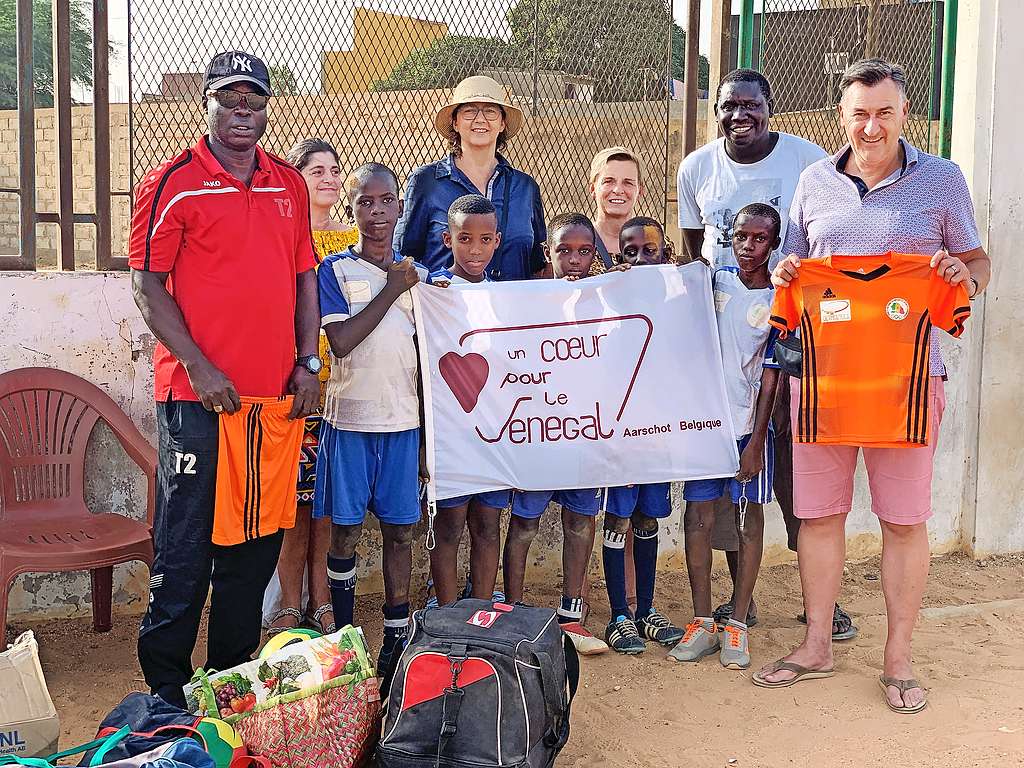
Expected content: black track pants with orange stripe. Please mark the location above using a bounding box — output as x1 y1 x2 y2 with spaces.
138 400 282 708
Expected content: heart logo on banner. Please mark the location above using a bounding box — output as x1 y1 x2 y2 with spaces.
439 352 489 413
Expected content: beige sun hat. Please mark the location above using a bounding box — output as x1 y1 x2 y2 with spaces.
434 75 525 141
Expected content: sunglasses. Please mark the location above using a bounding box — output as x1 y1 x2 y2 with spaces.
207 89 270 111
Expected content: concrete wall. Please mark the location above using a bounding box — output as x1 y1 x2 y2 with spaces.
951 0 1024 557
0 272 152 617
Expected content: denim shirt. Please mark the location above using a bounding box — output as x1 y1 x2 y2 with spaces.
394 154 547 281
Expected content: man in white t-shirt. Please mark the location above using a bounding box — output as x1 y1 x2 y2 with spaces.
676 70 856 642
677 69 827 270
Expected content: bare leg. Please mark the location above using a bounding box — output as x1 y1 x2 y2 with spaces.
430 504 469 605
304 514 333 630
756 513 845 683
879 520 929 709
380 522 414 607
467 501 502 600
683 500 717 617
731 503 764 625
561 508 595 600
502 515 541 604
270 506 309 630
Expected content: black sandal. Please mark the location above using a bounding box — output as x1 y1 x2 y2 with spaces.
713 601 758 628
797 603 858 641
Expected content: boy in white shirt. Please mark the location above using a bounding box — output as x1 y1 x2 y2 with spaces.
315 163 428 683
669 203 782 670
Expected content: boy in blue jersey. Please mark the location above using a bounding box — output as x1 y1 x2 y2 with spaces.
315 163 428 684
426 194 510 605
503 213 628 656
602 217 687 654
669 203 782 670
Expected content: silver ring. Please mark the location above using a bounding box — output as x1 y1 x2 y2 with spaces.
213 405 224 413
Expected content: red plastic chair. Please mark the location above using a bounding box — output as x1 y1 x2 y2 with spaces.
0 367 156 648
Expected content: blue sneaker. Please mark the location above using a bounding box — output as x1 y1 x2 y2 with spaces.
605 616 646 655
425 579 438 610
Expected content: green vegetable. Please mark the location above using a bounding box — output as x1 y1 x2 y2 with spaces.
216 672 253 696
275 655 311 681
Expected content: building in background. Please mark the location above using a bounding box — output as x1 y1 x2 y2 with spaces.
322 9 448 94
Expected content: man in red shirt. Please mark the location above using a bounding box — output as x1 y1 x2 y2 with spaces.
129 50 320 707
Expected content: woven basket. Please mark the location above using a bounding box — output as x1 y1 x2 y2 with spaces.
234 676 381 768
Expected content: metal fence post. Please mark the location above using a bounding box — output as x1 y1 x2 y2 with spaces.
52 0 75 270
738 0 755 69
939 0 958 158
8 0 36 270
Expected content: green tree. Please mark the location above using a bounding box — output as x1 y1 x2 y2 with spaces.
372 35 515 92
375 0 708 101
0 0 95 109
269 64 298 96
505 0 709 100
671 24 710 92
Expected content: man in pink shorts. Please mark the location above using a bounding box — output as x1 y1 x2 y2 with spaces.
750 59 990 714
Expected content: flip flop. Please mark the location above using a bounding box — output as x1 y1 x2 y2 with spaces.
751 659 835 689
878 676 928 714
266 607 303 637
306 603 336 635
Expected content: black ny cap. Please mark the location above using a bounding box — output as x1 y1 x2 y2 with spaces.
204 51 272 96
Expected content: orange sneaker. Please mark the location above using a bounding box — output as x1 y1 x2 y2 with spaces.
667 617 719 662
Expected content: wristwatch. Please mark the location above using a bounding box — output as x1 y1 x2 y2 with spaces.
296 355 323 375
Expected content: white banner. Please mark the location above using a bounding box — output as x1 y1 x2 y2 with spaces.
414 263 739 501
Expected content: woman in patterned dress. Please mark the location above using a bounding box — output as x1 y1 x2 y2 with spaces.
264 139 358 636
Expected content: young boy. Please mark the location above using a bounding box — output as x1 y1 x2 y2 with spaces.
426 194 509 606
315 163 428 682
669 202 782 669
502 212 628 656
602 217 686 654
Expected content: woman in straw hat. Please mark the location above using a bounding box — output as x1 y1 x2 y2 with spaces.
395 75 547 281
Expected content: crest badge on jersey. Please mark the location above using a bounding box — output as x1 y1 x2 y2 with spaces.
886 298 910 321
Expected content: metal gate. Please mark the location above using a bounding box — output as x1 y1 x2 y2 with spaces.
744 0 946 154
128 0 678 225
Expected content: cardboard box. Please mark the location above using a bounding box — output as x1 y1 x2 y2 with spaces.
0 631 59 759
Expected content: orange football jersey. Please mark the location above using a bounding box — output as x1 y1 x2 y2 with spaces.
769 253 970 447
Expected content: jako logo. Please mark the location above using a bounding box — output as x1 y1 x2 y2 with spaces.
0 730 26 748
203 180 221 188
467 610 499 629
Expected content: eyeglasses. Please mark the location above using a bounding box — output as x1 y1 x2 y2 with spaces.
206 89 269 111
457 105 503 122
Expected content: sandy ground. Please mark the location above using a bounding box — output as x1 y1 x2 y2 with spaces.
12 551 1024 768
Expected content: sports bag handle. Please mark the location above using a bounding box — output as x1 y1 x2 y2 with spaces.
535 635 579 749
0 726 132 767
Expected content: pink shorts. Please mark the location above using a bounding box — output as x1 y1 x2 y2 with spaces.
790 376 945 526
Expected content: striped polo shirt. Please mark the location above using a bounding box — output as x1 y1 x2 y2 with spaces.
782 138 981 376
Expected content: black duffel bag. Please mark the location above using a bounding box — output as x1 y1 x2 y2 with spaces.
377 599 579 768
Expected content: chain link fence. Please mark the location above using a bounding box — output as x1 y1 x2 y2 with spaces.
754 0 943 153
128 0 677 225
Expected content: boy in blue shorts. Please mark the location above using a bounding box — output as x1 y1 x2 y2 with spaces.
315 163 428 681
669 203 782 670
503 213 628 656
602 217 686 654
426 194 509 605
